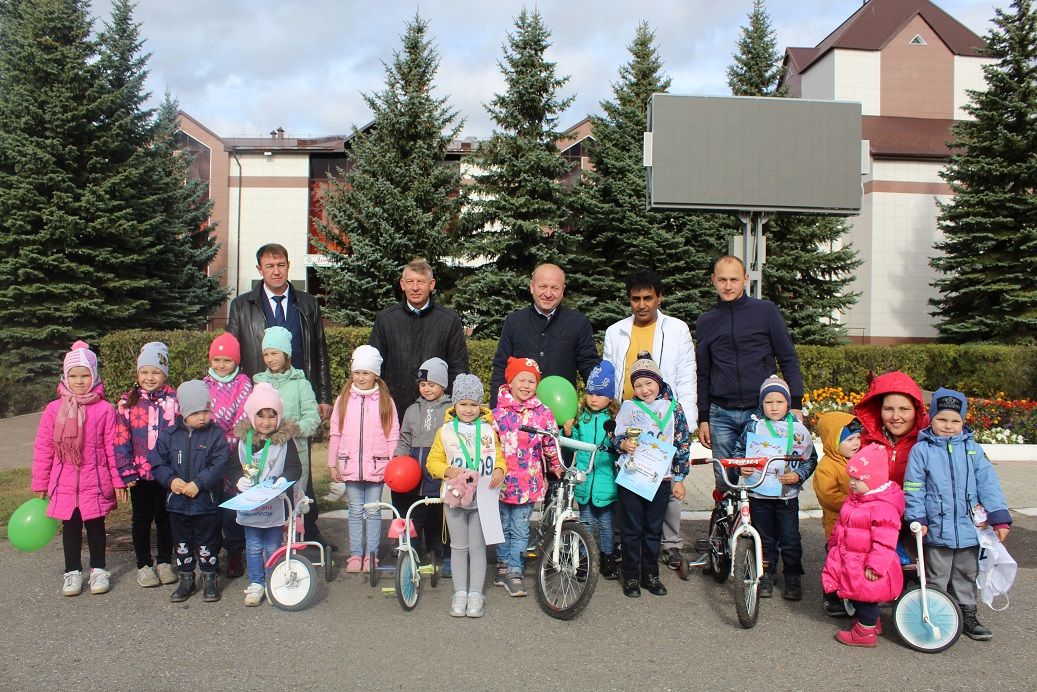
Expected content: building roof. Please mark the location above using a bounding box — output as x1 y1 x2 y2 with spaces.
787 0 984 74
863 115 955 159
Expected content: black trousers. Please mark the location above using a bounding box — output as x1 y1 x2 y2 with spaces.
63 508 106 572
130 479 173 568
618 481 670 579
749 496 803 576
391 490 444 558
170 512 220 573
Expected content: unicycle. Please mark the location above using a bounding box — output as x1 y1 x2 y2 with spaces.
892 522 962 653
265 496 333 611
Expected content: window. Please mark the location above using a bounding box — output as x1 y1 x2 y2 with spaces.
909 34 927 46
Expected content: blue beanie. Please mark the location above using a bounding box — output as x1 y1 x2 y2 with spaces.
930 387 967 420
586 360 616 398
262 326 293 357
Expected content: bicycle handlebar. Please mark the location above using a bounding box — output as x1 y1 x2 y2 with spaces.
714 456 799 492
519 424 599 454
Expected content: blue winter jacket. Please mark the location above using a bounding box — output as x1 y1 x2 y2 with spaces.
903 427 1011 549
150 417 229 515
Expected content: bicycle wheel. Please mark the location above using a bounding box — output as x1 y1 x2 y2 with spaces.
368 551 378 588
709 514 731 584
733 537 760 629
893 585 962 653
395 550 420 611
266 555 318 611
535 521 598 620
430 556 440 589
323 549 334 583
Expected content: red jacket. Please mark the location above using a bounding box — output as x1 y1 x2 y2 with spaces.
854 371 928 486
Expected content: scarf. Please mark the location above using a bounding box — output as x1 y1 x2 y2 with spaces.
54 381 102 465
208 366 240 383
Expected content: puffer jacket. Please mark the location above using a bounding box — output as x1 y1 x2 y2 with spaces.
253 367 320 474
613 382 692 479
327 386 400 483
855 371 928 486
821 482 905 603
812 411 856 539
149 418 229 515
227 419 303 529
204 372 252 445
31 384 124 521
570 409 619 508
114 384 179 483
904 427 1012 549
395 395 453 496
492 384 560 504
425 406 507 484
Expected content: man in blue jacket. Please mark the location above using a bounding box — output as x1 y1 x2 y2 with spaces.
695 256 804 489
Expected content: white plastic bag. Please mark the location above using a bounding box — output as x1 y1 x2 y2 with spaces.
975 525 1017 611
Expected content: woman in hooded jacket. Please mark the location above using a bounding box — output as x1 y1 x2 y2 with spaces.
853 371 928 487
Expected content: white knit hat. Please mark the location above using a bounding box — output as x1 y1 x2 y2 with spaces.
351 344 383 376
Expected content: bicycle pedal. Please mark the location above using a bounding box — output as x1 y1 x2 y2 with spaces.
380 587 396 596
694 538 709 553
418 565 434 575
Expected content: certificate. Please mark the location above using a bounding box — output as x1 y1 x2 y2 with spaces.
220 479 296 511
744 431 786 497
476 474 504 545
615 432 676 501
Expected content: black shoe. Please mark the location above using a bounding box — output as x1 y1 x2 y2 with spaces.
783 574 803 601
962 606 993 640
622 577 641 598
823 593 849 617
665 548 683 571
202 572 220 602
225 552 244 579
641 572 667 596
759 573 774 598
170 572 195 603
600 553 619 581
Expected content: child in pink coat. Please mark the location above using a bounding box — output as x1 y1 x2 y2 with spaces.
31 341 127 597
327 345 399 573
821 443 905 647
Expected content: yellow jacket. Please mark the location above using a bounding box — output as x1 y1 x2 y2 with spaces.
425 406 506 483
812 411 856 539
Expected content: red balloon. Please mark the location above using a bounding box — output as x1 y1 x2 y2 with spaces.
385 455 421 493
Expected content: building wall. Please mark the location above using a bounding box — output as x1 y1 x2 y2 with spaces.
800 51 835 101
953 55 994 119
834 50 882 115
880 16 954 119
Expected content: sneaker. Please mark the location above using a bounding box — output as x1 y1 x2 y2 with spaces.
136 565 160 588
441 558 452 579
665 548 683 571
493 563 508 587
156 563 178 585
823 593 849 618
243 582 264 607
835 621 878 648
62 570 83 597
345 555 363 573
759 573 774 598
962 607 993 641
466 592 485 618
783 574 803 601
505 574 527 597
449 590 468 617
89 568 111 595
362 555 378 573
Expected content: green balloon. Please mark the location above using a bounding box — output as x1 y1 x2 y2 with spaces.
8 498 59 552
537 376 579 425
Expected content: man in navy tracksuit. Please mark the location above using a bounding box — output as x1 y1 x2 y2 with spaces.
695 256 804 489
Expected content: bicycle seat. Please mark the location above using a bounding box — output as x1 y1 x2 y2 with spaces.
387 518 417 540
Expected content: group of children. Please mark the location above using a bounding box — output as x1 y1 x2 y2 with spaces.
31 338 1014 642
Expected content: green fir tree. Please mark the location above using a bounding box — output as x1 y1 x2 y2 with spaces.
727 0 787 97
931 0 1037 342
315 13 463 326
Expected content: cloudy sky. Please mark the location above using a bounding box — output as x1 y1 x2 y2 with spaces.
90 0 1010 139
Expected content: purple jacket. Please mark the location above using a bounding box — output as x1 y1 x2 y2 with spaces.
204 373 252 445
114 385 179 483
31 384 125 521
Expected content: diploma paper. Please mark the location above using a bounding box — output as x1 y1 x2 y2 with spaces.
615 432 676 501
477 475 504 545
219 479 296 511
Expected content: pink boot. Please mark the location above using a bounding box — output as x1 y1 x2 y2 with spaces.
835 622 878 647
852 617 882 635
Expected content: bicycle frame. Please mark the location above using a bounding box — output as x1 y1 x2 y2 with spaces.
264 496 327 570
909 520 942 640
362 496 444 564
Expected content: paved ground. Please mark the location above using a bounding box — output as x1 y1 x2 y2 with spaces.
0 412 41 472
1 512 1033 690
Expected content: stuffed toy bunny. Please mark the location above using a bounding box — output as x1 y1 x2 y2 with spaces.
444 469 478 508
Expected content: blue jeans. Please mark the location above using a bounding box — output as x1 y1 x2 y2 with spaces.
708 403 755 489
346 482 383 557
496 502 533 574
244 525 283 585
579 503 615 555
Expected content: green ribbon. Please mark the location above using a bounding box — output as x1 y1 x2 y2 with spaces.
633 399 676 439
244 429 271 481
764 413 795 457
452 417 481 471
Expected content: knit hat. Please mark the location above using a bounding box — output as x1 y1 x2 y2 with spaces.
586 360 616 398
63 340 99 387
929 387 967 421
417 357 449 389
505 356 541 385
759 375 791 408
262 326 293 357
243 382 284 426
177 380 212 418
452 373 484 404
351 344 383 376
629 351 664 389
840 417 863 444
846 443 889 489
209 332 241 364
137 341 170 376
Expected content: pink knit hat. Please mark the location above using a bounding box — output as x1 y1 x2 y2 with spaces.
63 340 99 387
209 332 241 364
846 443 890 489
243 382 283 426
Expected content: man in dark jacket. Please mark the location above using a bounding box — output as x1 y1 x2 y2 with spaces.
695 256 804 488
369 258 469 421
489 263 598 408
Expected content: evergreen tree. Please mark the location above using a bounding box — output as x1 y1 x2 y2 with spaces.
315 13 463 326
568 22 732 331
726 0 860 345
452 8 575 335
931 0 1037 342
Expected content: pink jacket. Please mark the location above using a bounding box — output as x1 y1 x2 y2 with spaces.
327 387 399 482
31 385 125 521
821 482 905 603
492 384 560 505
204 373 252 445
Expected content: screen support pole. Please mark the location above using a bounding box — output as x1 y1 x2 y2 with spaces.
737 211 771 299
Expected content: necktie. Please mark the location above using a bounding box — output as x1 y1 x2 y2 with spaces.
272 295 286 326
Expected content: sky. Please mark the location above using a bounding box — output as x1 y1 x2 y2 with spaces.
89 0 1011 139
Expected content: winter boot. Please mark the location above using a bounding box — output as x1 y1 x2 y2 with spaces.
600 552 619 581
758 573 774 598
835 621 878 648
783 574 803 601
202 572 220 602
225 552 244 579
962 605 993 640
170 572 196 603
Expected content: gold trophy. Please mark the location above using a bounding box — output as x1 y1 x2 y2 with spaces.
625 427 642 469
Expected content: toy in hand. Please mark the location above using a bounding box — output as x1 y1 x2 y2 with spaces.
444 470 478 508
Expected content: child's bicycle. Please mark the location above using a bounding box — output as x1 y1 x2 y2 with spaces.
519 424 601 621
362 497 443 611
265 496 333 611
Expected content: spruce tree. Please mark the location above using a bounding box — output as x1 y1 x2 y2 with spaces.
315 13 463 326
725 0 860 345
451 8 575 335
931 0 1037 342
568 22 732 331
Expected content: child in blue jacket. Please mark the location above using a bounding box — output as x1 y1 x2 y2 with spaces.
904 388 1012 641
